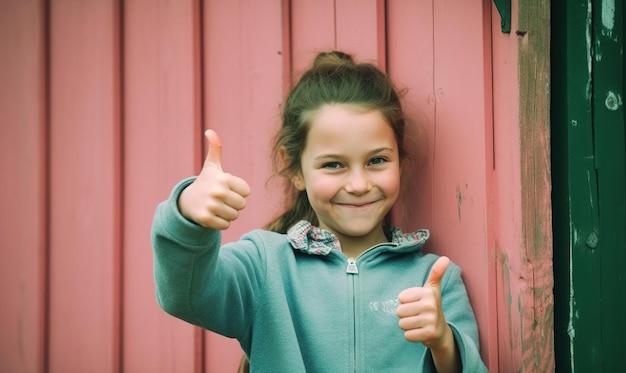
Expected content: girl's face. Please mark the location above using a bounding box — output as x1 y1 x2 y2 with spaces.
293 104 401 251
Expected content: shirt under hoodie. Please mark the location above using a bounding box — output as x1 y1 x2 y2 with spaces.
151 178 487 372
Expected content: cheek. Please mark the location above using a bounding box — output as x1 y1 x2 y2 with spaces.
382 169 401 197
306 173 340 201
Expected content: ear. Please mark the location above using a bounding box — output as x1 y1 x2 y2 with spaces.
279 146 306 191
291 173 306 191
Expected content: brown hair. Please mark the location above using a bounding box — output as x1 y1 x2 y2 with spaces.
265 51 411 233
237 355 249 373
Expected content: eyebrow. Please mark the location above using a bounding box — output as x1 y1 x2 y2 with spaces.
313 147 395 161
368 147 395 155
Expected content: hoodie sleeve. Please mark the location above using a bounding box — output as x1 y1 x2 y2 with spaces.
150 178 266 339
419 259 488 372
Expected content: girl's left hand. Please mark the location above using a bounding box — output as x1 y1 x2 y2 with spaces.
396 256 453 350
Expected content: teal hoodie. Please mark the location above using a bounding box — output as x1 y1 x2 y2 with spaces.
152 179 488 372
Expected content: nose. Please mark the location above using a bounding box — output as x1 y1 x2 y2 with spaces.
345 169 371 194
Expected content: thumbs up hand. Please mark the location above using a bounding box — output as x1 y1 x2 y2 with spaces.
178 130 251 230
396 256 452 349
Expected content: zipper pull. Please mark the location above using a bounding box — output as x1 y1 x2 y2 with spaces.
346 258 359 274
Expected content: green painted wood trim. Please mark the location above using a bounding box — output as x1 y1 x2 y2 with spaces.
552 0 625 371
494 0 511 32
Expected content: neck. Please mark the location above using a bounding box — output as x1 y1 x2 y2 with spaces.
338 228 388 258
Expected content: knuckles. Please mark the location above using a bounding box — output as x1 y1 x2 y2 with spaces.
397 288 418 303
186 167 249 230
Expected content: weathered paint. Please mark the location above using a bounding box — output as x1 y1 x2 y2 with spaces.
490 0 554 371
552 0 625 370
604 91 622 111
517 0 554 370
567 221 576 373
601 0 616 37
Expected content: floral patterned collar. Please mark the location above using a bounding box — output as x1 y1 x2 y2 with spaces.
286 220 429 256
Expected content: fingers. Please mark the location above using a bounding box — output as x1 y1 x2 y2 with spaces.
396 256 450 344
186 180 248 230
203 129 223 171
178 129 251 230
201 130 250 197
397 295 440 343
203 199 244 229
218 179 249 211
397 256 450 305
229 174 251 199
396 286 443 344
397 288 432 320
398 315 437 338
424 256 450 288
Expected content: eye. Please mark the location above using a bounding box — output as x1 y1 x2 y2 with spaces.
321 162 343 169
368 157 387 166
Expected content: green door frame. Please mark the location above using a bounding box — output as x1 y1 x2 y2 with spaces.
552 0 625 371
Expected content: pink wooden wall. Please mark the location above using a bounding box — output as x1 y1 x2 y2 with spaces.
0 0 552 372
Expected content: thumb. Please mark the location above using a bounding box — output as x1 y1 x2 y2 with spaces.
203 129 222 170
424 256 450 288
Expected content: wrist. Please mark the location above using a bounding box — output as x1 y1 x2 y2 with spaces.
429 325 461 373
429 324 455 352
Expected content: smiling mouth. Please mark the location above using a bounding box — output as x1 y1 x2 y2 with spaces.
336 200 379 208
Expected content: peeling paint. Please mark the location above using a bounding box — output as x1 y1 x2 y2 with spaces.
587 170 595 210
586 231 599 249
595 39 603 62
605 91 623 111
585 1 593 99
500 252 515 352
569 208 576 372
601 0 616 38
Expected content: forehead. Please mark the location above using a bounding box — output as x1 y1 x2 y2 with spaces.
304 104 397 151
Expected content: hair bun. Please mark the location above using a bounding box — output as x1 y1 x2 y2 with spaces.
312 51 355 68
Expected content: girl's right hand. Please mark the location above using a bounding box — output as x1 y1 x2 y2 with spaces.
178 129 251 230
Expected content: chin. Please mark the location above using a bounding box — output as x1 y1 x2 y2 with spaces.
339 226 380 238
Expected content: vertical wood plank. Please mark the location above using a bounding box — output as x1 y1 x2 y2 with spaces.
487 1 517 370
490 0 523 371
431 0 492 365
551 0 602 366
0 1 46 372
389 1 495 369
122 0 200 372
386 0 435 233
517 0 554 371
202 0 285 370
47 0 120 371
480 2 500 370
587 1 624 369
335 0 383 65
289 0 336 74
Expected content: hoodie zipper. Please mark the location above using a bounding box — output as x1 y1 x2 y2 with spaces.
345 241 397 274
344 245 394 371
346 257 358 274
347 257 358 372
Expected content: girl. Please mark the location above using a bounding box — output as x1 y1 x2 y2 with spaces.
151 51 486 372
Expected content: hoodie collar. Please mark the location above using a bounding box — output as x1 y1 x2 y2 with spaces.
287 220 429 256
